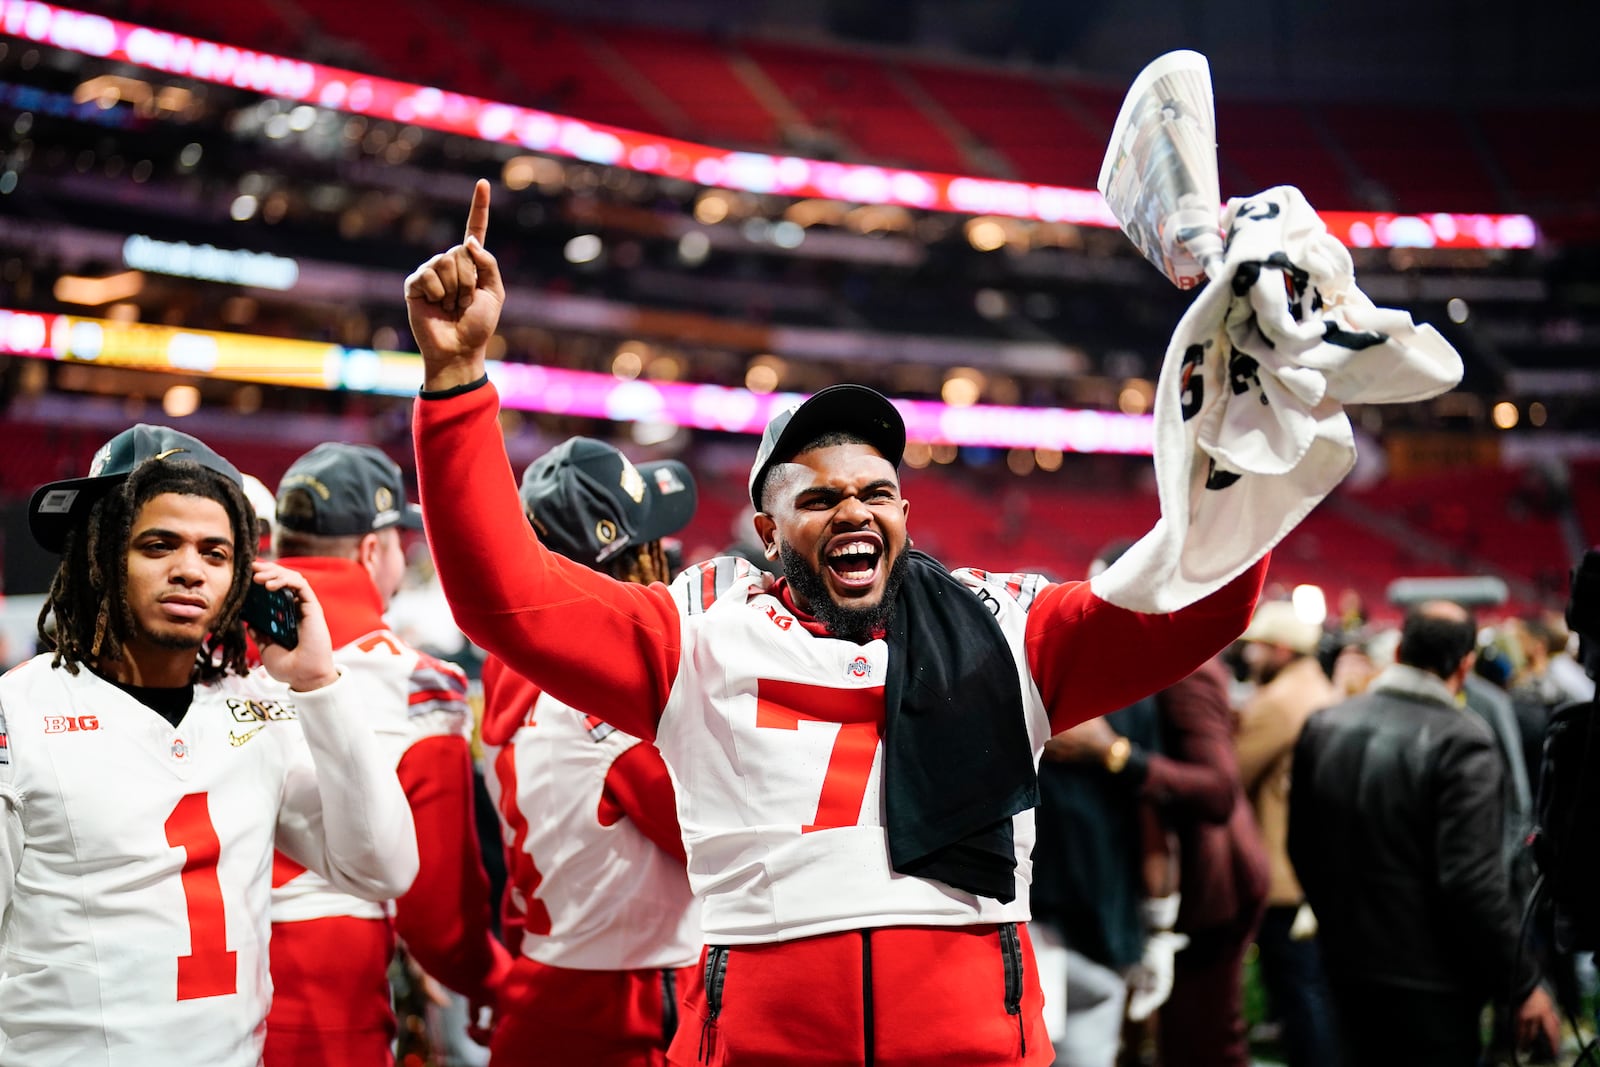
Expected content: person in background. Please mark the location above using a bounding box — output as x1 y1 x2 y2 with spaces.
1030 690 1166 1067
479 437 701 1066
242 472 278 559
1290 601 1560 1066
1148 658 1270 1067
266 442 508 1067
1233 600 1340 1067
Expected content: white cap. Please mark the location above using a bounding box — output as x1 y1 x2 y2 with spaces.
1240 600 1321 655
241 473 277 545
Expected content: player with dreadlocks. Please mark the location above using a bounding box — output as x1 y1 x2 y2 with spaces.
38 442 258 682
477 437 702 1066
0 424 419 1067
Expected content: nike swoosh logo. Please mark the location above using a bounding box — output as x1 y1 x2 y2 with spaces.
229 725 266 747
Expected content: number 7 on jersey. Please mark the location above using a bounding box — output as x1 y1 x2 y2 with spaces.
755 679 883 833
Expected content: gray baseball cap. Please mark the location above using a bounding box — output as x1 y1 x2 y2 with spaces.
748 384 906 509
29 424 242 553
276 443 423 537
520 437 697 567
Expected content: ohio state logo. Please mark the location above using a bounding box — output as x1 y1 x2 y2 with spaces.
846 657 871 679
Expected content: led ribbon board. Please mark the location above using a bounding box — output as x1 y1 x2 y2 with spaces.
0 1 1539 249
0 306 1155 454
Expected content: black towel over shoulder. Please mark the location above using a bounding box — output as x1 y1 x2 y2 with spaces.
881 550 1038 903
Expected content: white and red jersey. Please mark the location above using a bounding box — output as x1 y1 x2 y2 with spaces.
0 656 416 1067
481 659 699 971
659 561 1054 942
266 557 505 1028
415 381 1266 951
269 566 473 924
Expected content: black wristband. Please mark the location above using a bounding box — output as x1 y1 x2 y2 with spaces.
419 374 490 400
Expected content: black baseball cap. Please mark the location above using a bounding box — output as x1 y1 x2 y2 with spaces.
519 437 696 567
276 442 423 537
29 424 242 553
748 384 906 509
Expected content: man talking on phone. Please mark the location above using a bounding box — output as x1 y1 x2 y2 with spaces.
2 425 417 1067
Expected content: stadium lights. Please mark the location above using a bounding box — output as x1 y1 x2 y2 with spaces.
122 234 299 290
0 0 1540 250
0 305 1156 454
52 269 143 305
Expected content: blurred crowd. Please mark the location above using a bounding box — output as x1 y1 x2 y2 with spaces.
2 411 1595 1067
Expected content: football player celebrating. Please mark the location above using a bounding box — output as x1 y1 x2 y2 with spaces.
405 182 1264 1066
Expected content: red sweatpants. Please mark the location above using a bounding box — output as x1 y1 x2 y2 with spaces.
487 956 695 1067
265 915 396 1067
669 923 1052 1067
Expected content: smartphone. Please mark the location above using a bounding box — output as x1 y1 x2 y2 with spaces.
242 582 301 650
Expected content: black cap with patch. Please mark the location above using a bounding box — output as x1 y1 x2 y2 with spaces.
29 424 242 553
276 442 423 538
519 437 697 567
748 384 906 509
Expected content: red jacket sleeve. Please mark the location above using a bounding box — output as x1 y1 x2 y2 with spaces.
1140 660 1238 824
1025 556 1266 734
392 734 511 1003
414 382 681 741
599 743 688 864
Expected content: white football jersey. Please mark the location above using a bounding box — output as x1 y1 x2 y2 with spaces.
0 657 416 1067
659 560 1054 944
270 628 471 924
484 691 700 971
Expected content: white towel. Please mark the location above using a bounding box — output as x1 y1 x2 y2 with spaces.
1091 186 1463 614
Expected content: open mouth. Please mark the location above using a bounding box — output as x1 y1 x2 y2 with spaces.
824 537 882 592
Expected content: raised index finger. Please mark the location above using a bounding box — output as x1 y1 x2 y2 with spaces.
464 179 491 246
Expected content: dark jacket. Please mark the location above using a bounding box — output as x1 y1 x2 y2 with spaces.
1031 697 1163 970
1145 661 1269 936
1288 666 1540 1002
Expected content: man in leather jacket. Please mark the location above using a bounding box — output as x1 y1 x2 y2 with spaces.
1288 601 1560 1066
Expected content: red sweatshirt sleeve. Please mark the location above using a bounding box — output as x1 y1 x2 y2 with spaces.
414 382 681 741
1139 660 1238 824
1025 555 1267 734
599 743 687 864
392 734 511 1003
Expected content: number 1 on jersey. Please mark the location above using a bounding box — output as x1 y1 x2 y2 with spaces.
756 679 883 832
164 792 238 1000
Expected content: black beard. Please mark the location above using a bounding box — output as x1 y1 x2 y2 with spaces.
142 626 207 652
779 540 907 642
128 607 210 653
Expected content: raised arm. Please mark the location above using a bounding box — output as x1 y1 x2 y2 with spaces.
1025 556 1266 735
274 674 420 900
260 561 419 900
406 181 681 741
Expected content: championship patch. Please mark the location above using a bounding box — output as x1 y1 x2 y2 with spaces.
226 697 298 722
653 466 687 495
